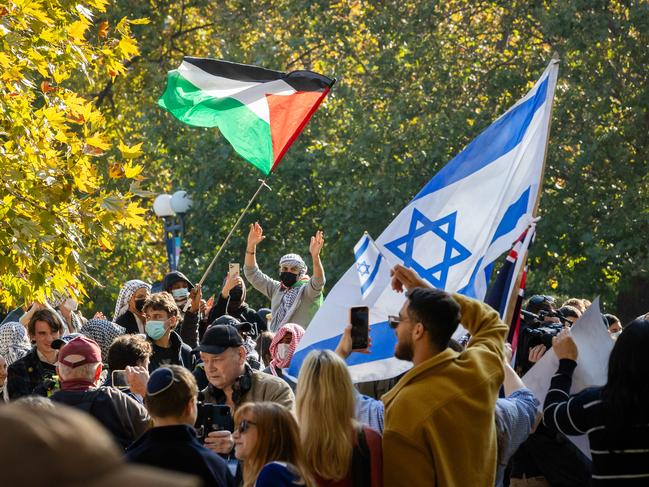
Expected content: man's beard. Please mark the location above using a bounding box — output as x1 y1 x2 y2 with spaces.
394 335 414 361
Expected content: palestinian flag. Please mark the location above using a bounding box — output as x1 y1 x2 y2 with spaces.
158 57 335 175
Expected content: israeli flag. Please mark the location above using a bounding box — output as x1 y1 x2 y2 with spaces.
290 59 559 383
354 233 386 299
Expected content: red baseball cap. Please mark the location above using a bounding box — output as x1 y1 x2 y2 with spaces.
57 336 102 368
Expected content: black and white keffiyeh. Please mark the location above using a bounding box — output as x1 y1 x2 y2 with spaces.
0 322 31 365
81 319 126 363
113 280 150 321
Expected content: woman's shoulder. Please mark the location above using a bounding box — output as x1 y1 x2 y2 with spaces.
256 462 300 487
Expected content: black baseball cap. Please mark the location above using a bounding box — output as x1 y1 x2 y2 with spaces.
195 324 244 355
211 315 253 334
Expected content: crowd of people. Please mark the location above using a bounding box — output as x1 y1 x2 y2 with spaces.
0 221 648 486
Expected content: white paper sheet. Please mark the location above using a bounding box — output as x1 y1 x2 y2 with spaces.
521 296 614 458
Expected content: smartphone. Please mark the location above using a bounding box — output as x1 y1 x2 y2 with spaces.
112 370 129 390
229 263 240 278
196 403 233 441
350 306 369 350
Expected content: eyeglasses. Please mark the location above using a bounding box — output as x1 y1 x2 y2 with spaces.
388 315 401 329
528 295 555 306
237 419 257 434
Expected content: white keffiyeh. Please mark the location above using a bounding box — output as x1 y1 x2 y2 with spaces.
113 280 150 321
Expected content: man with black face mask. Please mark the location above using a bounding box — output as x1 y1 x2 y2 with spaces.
207 274 266 336
244 222 325 332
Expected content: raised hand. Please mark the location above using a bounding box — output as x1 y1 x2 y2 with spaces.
309 230 325 257
190 284 202 313
247 222 265 248
390 264 429 293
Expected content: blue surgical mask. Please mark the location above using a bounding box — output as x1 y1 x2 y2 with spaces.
145 320 167 340
171 288 189 299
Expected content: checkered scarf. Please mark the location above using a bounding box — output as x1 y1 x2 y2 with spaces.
268 323 305 374
0 322 31 366
81 319 126 363
113 280 150 321
271 276 310 332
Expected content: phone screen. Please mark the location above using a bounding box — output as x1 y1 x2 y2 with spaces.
350 306 369 349
229 263 240 278
112 370 129 390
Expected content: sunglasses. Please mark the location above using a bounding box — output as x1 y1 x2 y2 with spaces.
388 315 401 329
237 419 257 434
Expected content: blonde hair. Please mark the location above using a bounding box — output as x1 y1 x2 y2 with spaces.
234 402 315 487
295 350 357 481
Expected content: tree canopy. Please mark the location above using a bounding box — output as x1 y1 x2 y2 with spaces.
3 0 648 321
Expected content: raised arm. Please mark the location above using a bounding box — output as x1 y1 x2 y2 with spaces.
303 230 326 299
244 222 264 269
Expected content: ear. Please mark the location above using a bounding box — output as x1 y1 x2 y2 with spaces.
412 322 426 341
94 363 103 381
168 315 178 329
238 346 247 365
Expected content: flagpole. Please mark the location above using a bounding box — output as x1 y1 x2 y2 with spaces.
198 178 271 286
504 53 560 325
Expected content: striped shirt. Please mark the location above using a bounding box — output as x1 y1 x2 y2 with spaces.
543 359 649 485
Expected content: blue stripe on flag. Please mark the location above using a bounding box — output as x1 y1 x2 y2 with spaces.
354 236 370 261
360 254 383 295
288 321 397 377
490 187 531 244
414 76 549 200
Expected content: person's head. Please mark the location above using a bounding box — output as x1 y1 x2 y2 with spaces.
197 324 246 390
389 287 461 362
257 308 272 327
603 318 649 428
255 331 275 368
113 280 151 320
0 354 7 386
296 350 356 481
234 402 313 487
0 403 198 486
27 310 63 354
269 323 304 368
143 292 179 342
558 305 581 326
561 297 586 313
0 321 31 365
525 295 556 315
163 271 194 305
56 336 103 388
107 334 153 372
144 366 198 426
604 313 622 335
81 319 126 363
278 254 307 287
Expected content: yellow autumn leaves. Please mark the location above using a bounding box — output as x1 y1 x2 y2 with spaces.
0 0 152 306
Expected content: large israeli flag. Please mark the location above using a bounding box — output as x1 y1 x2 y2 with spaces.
289 59 559 382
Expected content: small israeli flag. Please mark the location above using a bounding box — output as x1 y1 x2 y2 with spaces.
354 232 384 299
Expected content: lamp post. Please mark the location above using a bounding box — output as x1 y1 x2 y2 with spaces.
153 191 193 272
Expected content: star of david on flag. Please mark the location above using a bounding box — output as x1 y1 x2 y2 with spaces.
384 210 471 289
354 233 386 299
290 58 559 384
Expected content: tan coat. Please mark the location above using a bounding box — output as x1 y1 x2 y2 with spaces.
202 368 295 412
382 294 508 487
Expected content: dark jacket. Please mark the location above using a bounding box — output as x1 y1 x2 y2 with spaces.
6 348 57 400
177 309 200 349
148 330 196 372
126 424 235 487
116 310 141 335
51 386 150 450
207 295 266 336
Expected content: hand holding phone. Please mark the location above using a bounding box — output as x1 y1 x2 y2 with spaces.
229 263 240 278
111 370 129 390
350 306 369 350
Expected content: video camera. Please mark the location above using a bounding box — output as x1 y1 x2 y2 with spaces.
515 309 570 373
195 402 234 443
